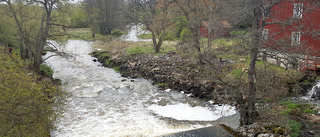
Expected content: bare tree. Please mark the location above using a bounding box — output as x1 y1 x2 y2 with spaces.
170 0 211 64
127 0 173 53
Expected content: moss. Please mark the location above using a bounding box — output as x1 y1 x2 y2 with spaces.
39 64 53 77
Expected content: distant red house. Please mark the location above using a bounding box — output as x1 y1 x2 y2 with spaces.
200 21 231 38
263 0 320 73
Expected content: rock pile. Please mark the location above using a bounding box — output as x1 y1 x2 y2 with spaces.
237 123 286 137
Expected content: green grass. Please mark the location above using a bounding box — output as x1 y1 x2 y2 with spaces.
113 66 120 73
156 83 169 87
288 120 302 137
230 69 247 79
303 108 317 114
230 30 247 35
137 33 152 39
213 38 238 47
64 28 125 41
126 41 177 55
200 37 240 48
280 101 318 115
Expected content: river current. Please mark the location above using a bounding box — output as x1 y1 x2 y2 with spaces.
45 40 238 137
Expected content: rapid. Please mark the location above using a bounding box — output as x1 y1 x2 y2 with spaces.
45 26 239 137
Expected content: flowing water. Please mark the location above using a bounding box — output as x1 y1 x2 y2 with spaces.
120 24 152 42
45 40 239 137
301 82 320 103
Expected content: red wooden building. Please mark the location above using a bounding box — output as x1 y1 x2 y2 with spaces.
200 20 231 38
264 0 320 73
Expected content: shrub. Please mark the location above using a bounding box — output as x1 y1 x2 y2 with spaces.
112 30 125 36
164 35 175 41
180 29 191 42
113 66 120 73
0 48 63 136
39 64 54 77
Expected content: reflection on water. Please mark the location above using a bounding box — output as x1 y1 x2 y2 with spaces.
45 40 239 137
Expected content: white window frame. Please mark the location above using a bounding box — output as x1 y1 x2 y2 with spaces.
262 29 269 40
293 3 303 18
291 31 301 46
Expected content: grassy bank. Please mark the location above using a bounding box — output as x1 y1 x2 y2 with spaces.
0 47 63 136
61 28 126 41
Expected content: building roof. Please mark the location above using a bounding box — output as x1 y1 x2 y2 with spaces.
202 20 231 29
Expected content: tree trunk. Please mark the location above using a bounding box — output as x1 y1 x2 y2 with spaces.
194 37 203 64
240 4 261 126
191 28 203 64
155 28 165 53
151 31 158 50
207 0 214 51
92 31 95 38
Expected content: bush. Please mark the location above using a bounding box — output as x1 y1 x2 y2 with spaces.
113 66 120 73
39 64 54 77
0 48 63 136
112 30 125 36
180 29 191 42
164 35 175 41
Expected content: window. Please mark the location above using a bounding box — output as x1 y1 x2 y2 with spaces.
293 3 303 18
291 31 301 46
262 29 269 40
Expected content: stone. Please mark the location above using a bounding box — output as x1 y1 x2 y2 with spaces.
247 129 255 133
128 61 136 68
272 127 284 135
258 133 271 137
152 67 161 72
307 131 315 135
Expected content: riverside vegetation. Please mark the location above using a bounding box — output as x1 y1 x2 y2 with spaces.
90 30 320 136
0 47 63 136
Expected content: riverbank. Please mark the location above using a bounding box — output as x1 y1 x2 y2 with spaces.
90 40 320 136
0 48 63 136
90 51 236 105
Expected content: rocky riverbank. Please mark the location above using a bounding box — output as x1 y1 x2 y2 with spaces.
90 51 237 105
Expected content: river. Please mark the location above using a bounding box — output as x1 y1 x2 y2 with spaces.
44 39 239 136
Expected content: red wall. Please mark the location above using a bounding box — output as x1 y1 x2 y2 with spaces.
265 0 320 56
200 26 210 38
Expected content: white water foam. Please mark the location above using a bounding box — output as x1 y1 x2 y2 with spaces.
149 103 236 121
301 82 320 101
